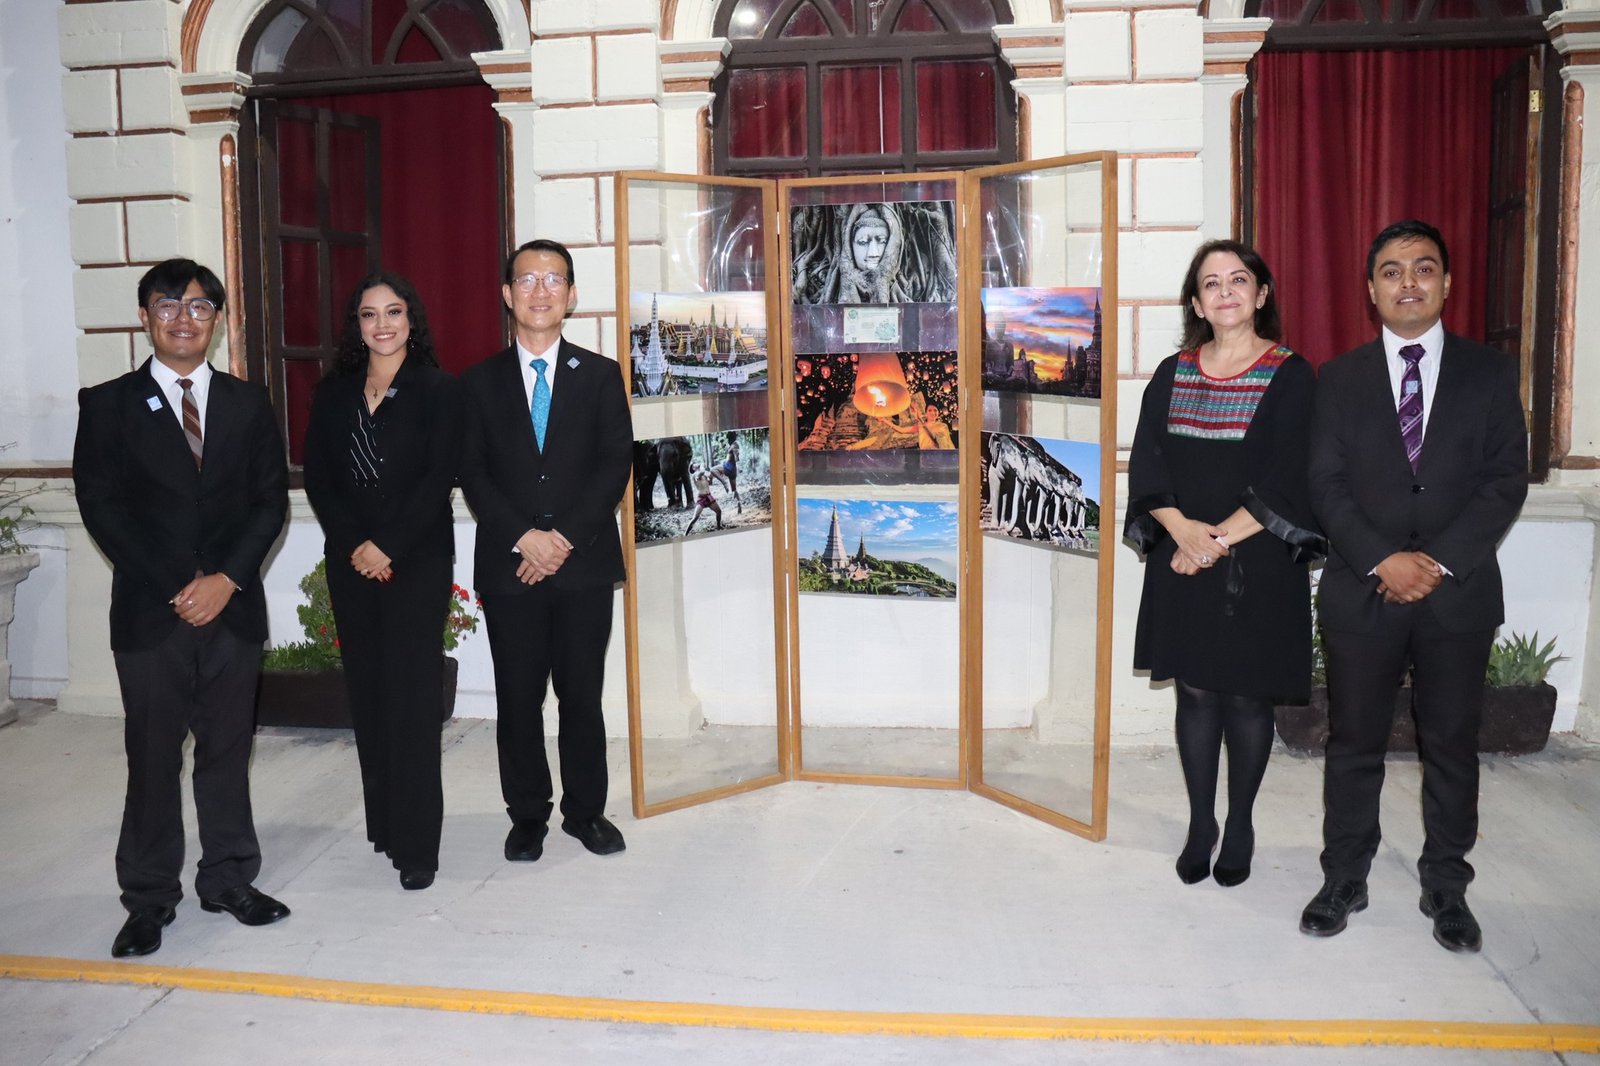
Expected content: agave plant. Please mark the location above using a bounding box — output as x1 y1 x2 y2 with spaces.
1486 632 1565 688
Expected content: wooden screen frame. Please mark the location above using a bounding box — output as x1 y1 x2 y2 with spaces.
961 152 1118 841
777 170 971 792
614 171 792 818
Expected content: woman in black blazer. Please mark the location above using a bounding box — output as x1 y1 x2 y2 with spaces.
303 272 462 890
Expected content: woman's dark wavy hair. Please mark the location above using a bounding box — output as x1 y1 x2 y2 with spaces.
329 271 441 377
1177 239 1282 351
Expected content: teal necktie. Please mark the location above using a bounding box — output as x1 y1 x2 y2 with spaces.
529 357 550 450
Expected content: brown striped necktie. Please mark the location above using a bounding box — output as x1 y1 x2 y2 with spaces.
178 378 203 469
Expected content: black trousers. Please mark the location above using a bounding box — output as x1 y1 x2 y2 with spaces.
327 552 451 872
112 621 262 912
1320 603 1494 895
482 581 613 825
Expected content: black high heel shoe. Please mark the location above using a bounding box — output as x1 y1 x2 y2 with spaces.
1175 818 1219 885
399 868 435 891
1213 826 1254 887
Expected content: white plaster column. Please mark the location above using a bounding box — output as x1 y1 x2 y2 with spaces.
995 24 1067 159
657 38 728 175
1199 18 1270 241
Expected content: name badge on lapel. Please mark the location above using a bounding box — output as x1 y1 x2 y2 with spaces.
385 387 398 398
147 396 164 412
567 357 580 369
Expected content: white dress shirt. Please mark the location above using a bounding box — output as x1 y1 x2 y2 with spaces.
149 357 214 433
1381 319 1445 440
517 337 561 413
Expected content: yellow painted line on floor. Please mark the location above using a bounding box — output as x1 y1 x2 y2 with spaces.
4 953 1598 1052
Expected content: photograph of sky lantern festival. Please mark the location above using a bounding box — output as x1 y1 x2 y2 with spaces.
795 351 958 452
633 428 773 545
628 291 768 399
979 432 1102 556
980 287 1103 398
796 499 958 598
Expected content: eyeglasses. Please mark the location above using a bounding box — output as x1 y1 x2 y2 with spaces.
149 298 218 322
510 272 571 293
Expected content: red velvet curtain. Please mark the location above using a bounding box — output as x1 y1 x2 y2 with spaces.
1253 47 1527 368
319 84 505 375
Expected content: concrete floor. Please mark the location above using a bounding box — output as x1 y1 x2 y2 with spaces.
2 700 1598 1064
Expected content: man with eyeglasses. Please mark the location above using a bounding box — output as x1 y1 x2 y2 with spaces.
460 239 633 863
74 259 290 957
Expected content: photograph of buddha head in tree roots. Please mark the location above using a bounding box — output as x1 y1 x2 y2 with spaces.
797 498 958 598
633 428 773 545
795 351 957 452
790 201 958 305
979 432 1101 557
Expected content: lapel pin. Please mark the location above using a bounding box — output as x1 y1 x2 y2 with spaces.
146 396 163 412
567 357 580 369
385 386 398 398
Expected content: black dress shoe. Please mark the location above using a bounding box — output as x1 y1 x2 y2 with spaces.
1299 880 1368 937
399 869 435 891
199 885 290 927
1175 818 1218 885
504 820 548 862
111 907 175 958
1420 890 1482 953
1213 826 1254 887
562 815 625 856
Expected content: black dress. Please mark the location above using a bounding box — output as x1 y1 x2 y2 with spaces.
1125 346 1323 702
303 359 461 873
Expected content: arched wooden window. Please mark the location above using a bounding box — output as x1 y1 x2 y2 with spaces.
242 0 498 91
237 0 505 466
712 0 1017 177
1249 0 1553 49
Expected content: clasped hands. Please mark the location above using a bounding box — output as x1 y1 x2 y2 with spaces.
351 540 393 582
515 528 572 585
1374 551 1444 604
171 572 236 627
1169 517 1229 576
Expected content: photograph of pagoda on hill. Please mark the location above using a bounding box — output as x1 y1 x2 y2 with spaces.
979 432 1101 557
796 498 957 598
628 291 768 399
980 287 1102 398
794 351 958 452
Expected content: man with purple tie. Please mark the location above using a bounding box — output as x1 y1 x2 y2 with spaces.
1299 221 1527 953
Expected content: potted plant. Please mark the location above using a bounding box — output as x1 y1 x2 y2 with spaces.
1275 629 1565 756
0 451 43 729
256 559 479 728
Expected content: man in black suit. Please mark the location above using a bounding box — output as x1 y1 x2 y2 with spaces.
1300 221 1527 953
74 259 291 957
460 239 633 861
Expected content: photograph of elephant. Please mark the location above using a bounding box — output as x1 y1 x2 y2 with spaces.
979 432 1101 556
980 287 1104 399
795 352 957 452
634 427 773 545
790 201 958 306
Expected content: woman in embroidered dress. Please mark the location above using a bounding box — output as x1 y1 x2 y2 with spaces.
1125 240 1323 888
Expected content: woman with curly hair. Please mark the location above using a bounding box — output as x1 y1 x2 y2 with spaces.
303 272 462 891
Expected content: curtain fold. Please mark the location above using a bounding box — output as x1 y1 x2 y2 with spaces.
1253 46 1527 368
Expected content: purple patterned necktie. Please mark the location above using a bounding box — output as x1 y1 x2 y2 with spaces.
1397 343 1425 473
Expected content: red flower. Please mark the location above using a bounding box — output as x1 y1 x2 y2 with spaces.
319 625 327 634
333 637 341 648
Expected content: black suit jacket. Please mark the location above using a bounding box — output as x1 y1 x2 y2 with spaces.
302 359 462 565
1309 333 1527 634
458 339 633 595
74 359 289 652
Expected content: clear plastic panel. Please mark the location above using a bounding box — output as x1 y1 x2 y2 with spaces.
620 177 784 811
786 177 963 781
974 159 1111 828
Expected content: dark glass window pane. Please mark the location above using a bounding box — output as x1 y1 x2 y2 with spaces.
827 0 856 31
284 25 345 69
1421 0 1490 16
250 7 308 73
327 124 368 234
371 0 410 62
781 2 831 37
280 240 322 347
284 358 322 466
396 24 444 63
727 0 786 38
894 0 945 33
276 117 317 228
936 0 1001 31
728 67 808 158
915 59 995 151
1254 0 1313 20
423 0 498 55
822 64 901 156
324 0 362 53
1311 0 1370 21
330 243 372 317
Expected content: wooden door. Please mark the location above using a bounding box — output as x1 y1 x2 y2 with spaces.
1484 53 1538 426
